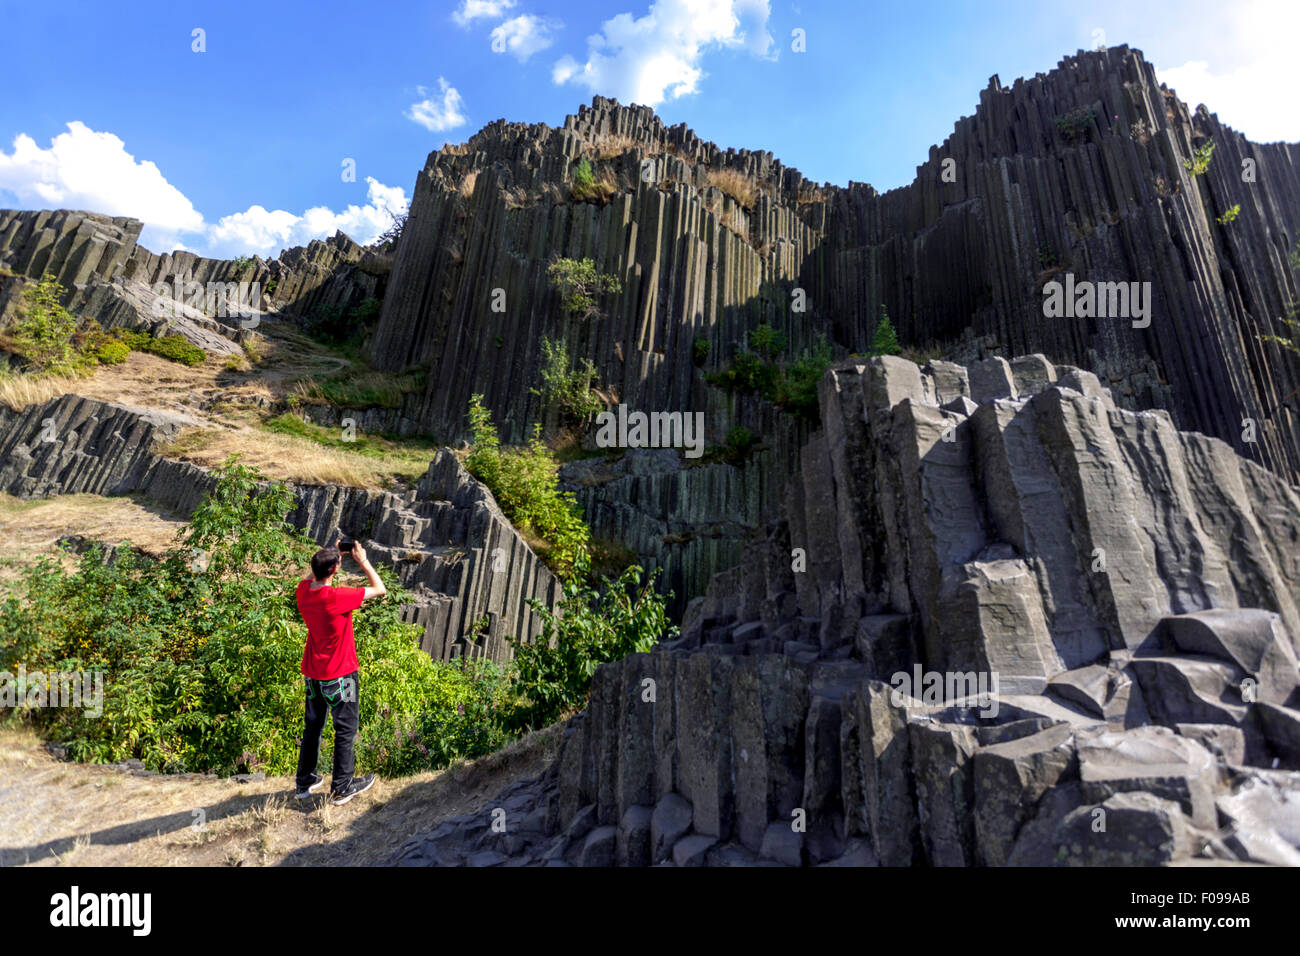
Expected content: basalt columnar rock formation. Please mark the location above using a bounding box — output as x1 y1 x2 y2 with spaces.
0 394 556 662
389 354 1300 867
371 43 1300 488
0 208 389 355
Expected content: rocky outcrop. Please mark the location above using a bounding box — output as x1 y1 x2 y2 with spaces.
370 45 1300 490
0 394 557 662
389 353 1300 866
0 208 390 355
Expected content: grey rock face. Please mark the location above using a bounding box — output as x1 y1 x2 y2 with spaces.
517 353 1300 866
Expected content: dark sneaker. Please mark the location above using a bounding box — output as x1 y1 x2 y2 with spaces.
331 774 376 806
294 772 325 800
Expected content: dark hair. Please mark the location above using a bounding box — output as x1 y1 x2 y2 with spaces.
311 547 341 581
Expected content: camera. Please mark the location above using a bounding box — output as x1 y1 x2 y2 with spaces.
339 539 355 554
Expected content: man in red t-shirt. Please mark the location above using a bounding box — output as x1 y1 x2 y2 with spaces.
294 539 387 805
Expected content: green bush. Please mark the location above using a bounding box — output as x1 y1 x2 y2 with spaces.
1053 107 1096 142
707 329 832 423
95 340 130 365
508 556 676 732
8 273 92 374
465 394 590 580
748 322 785 360
573 158 595 190
1184 141 1215 175
304 297 383 350
547 257 622 320
773 335 832 419
0 458 501 776
531 335 603 426
692 336 710 365
119 329 206 366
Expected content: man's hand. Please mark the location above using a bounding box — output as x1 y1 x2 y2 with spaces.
353 540 386 601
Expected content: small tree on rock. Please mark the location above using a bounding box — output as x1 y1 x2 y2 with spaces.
869 305 902 356
547 257 622 320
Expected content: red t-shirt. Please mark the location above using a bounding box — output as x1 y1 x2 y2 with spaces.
297 579 365 680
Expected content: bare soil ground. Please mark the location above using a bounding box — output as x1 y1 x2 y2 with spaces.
0 723 561 867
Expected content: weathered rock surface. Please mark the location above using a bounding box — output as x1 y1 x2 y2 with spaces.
387 352 1300 866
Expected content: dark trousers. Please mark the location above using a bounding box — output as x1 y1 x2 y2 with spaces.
295 670 359 793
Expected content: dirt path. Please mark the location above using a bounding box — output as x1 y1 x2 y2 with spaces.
0 724 561 867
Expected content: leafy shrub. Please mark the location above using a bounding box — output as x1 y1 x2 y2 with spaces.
508 557 676 732
532 335 604 426
1184 141 1215 175
356 658 516 776
0 458 497 776
1053 107 1096 142
119 329 207 366
1216 204 1241 225
547 258 622 319
748 322 785 360
707 329 832 422
692 336 711 365
229 256 254 281
716 425 758 465
773 335 833 419
304 297 383 350
465 394 590 580
95 340 130 365
8 273 91 374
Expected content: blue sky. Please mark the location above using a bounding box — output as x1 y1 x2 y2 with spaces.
0 0 1293 258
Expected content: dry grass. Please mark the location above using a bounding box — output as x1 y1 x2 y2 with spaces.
592 132 661 160
706 168 759 210
796 183 830 206
157 425 399 488
0 371 81 411
457 169 479 201
0 493 186 597
0 721 565 867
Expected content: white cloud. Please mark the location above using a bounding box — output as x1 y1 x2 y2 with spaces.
551 0 772 107
453 0 516 27
491 14 556 62
206 178 408 258
0 122 204 237
406 77 468 133
1154 0 1300 143
0 122 408 258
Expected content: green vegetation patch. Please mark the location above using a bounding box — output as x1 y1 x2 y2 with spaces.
118 329 207 367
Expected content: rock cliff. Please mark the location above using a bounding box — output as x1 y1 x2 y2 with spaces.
389 354 1300 866
371 45 1300 491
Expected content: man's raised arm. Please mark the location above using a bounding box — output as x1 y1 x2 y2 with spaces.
350 541 387 600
